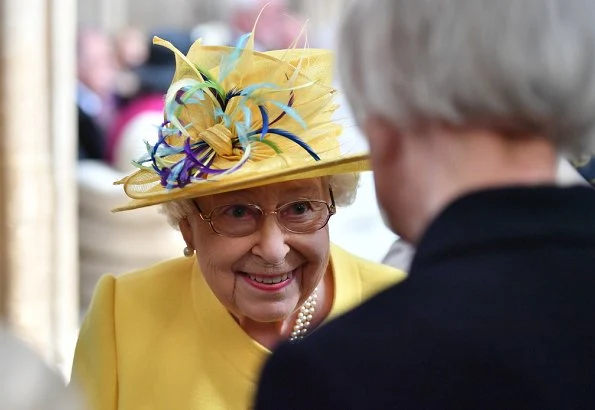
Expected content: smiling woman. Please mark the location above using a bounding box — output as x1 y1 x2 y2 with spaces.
177 179 334 348
70 28 406 410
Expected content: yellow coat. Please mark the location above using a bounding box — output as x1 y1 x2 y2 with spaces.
71 244 406 410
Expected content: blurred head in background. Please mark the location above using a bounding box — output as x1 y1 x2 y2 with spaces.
228 0 304 50
77 28 118 99
114 26 150 70
105 30 194 168
77 27 119 159
339 0 595 242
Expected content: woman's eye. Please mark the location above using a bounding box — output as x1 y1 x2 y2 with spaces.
225 205 251 218
288 202 311 215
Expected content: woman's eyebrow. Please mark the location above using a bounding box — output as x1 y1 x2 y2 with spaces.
210 191 255 204
281 187 322 199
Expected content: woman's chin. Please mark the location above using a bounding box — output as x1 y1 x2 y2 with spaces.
234 299 298 326
242 306 294 324
232 272 302 322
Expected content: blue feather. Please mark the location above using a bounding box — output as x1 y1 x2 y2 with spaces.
248 128 320 161
219 32 251 82
268 99 307 129
224 88 243 110
235 122 249 147
241 82 280 97
166 161 185 190
270 93 294 126
258 105 269 140
241 105 252 131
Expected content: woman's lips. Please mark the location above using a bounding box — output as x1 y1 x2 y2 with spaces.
240 270 295 291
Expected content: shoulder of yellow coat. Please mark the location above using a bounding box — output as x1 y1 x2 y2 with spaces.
330 243 407 300
114 256 195 292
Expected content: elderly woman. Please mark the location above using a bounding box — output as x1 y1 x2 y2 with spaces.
70 32 406 410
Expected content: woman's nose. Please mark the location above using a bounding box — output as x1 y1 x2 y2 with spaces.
251 215 290 263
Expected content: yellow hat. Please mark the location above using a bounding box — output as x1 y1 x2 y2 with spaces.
113 32 370 211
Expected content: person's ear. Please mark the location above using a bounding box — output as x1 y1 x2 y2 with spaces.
364 115 403 167
179 218 194 249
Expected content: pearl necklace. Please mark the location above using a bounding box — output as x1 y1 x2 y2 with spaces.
289 288 318 341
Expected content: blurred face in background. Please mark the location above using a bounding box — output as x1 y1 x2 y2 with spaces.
232 0 304 50
77 29 118 97
115 27 149 69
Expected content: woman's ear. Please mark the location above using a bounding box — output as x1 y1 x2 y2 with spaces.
364 115 403 169
179 218 194 249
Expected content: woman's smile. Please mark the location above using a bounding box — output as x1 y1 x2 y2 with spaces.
240 269 297 291
242 269 296 291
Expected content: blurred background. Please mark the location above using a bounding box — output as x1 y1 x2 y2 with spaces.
0 0 396 381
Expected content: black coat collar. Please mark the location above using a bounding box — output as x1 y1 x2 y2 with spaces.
412 186 595 270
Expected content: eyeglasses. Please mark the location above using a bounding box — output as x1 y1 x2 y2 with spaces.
193 188 336 237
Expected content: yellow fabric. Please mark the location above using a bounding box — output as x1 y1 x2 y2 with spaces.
71 244 406 410
113 35 371 212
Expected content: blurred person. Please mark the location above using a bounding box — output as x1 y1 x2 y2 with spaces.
71 30 406 410
106 30 193 168
114 26 149 70
112 26 150 105
77 27 118 160
256 0 595 408
0 327 82 410
79 30 193 315
227 0 304 50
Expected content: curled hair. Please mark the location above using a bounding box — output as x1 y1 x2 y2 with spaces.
160 174 361 228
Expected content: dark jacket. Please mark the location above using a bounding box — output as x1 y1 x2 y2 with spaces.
255 186 595 410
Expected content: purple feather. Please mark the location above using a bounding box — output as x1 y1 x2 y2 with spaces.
175 89 186 106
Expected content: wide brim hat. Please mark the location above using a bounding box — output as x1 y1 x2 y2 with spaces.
113 32 370 211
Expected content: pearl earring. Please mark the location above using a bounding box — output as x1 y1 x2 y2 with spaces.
183 246 194 257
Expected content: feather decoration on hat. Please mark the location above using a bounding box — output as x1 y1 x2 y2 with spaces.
132 31 322 190
110 22 370 213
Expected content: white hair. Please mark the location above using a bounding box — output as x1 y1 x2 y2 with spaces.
160 173 360 228
339 0 595 157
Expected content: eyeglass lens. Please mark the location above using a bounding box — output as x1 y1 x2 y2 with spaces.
210 200 331 236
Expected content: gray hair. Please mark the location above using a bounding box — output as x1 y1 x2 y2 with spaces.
160 173 360 228
339 0 595 157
